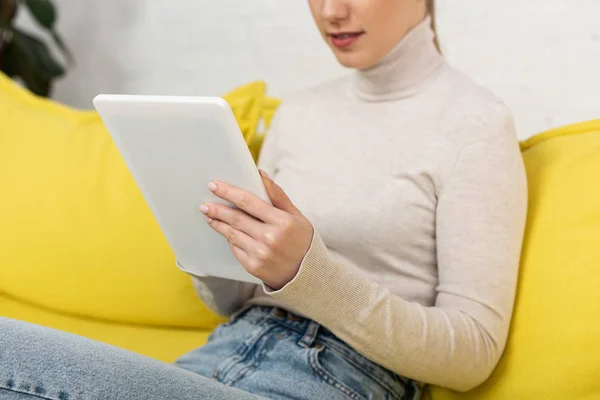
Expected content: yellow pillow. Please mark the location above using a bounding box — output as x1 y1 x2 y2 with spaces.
430 119 600 399
0 73 268 329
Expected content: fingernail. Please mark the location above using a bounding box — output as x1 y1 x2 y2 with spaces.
204 215 213 223
208 182 217 192
199 204 209 214
259 169 271 180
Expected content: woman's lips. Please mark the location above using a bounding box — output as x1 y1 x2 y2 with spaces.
329 32 364 49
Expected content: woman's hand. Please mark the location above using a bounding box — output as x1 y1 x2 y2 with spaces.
199 170 314 290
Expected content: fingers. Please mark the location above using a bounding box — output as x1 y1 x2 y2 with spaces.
208 181 285 223
200 203 265 240
207 219 257 255
259 170 300 215
229 242 250 267
208 218 271 279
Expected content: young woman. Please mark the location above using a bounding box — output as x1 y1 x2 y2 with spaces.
0 1 527 399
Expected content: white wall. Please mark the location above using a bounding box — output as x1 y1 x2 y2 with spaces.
436 0 600 138
17 0 600 139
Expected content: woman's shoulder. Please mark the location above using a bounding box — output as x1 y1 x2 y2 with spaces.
433 65 517 144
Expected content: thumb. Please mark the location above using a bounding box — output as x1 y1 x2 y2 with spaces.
259 169 300 215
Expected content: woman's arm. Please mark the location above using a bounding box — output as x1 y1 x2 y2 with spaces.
190 275 256 317
264 108 528 391
201 105 527 390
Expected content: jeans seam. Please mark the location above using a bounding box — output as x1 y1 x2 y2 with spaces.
0 386 61 400
307 347 366 400
224 304 255 326
318 340 406 398
214 320 274 385
212 313 271 380
267 316 306 335
269 317 405 398
222 323 278 386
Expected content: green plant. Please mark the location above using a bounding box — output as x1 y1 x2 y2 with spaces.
0 0 72 96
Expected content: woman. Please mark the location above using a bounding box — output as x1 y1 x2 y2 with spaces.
0 0 527 399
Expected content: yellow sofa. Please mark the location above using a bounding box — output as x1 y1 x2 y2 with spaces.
0 73 279 362
1 71 599 399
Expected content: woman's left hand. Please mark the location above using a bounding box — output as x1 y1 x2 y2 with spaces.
200 170 314 290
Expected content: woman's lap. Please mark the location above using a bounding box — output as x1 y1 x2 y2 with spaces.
1 306 419 400
175 306 419 400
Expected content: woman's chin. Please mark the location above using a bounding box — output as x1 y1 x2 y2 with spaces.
333 50 377 70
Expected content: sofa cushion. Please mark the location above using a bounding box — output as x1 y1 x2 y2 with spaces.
0 73 269 329
430 119 600 399
0 293 210 362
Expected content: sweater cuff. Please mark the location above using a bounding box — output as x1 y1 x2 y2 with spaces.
262 230 345 313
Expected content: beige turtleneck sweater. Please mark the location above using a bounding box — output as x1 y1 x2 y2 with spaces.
190 16 528 391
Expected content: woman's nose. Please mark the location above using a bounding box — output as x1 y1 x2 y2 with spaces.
320 0 351 23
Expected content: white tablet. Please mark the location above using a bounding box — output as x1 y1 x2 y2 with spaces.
93 94 267 284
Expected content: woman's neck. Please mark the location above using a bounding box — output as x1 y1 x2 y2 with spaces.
352 15 445 101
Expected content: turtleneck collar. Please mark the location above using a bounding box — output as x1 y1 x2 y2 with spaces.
352 15 445 101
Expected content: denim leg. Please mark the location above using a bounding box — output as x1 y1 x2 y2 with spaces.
0 317 265 400
176 307 418 400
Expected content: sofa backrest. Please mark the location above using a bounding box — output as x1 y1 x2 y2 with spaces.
0 73 277 329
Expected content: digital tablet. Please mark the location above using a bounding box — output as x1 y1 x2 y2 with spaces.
93 94 267 284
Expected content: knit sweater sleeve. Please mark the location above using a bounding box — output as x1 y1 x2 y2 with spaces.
264 107 528 391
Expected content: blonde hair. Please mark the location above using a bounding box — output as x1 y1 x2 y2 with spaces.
426 0 441 51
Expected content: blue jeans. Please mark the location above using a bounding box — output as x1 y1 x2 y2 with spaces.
0 306 420 399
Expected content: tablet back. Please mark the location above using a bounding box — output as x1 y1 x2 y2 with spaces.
93 94 265 284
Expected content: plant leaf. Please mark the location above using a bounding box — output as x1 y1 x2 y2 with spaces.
18 64 52 96
5 35 52 96
51 29 73 65
0 41 20 77
23 0 56 30
12 27 64 79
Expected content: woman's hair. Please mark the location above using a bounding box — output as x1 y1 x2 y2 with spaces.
426 0 441 52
